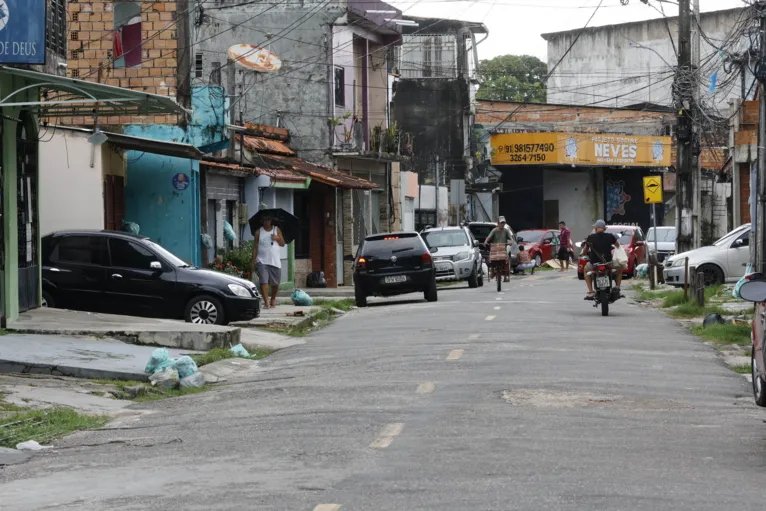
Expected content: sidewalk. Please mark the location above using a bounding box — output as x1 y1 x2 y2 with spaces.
9 308 239 351
277 287 354 298
0 334 198 381
232 303 325 329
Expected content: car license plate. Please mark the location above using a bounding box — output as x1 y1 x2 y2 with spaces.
384 275 407 284
436 262 451 271
596 276 609 288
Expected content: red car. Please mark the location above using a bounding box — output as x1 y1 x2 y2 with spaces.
516 229 573 268
577 225 647 280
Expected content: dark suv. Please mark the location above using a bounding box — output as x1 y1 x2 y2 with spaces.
41 231 261 325
353 232 437 307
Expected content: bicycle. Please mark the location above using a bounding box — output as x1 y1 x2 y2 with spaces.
489 243 508 292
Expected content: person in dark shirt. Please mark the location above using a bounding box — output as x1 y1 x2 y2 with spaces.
581 219 621 299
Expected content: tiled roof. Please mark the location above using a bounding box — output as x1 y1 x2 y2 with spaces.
201 160 307 184
243 136 295 157
257 154 379 190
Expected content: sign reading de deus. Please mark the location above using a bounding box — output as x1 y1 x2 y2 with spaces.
0 0 46 65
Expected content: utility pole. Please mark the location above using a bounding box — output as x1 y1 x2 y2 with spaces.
227 61 237 161
435 156 441 227
692 0 702 248
757 2 766 272
675 0 695 255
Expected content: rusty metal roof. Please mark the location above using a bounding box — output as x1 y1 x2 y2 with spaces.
258 154 379 190
201 160 307 184
243 136 295 157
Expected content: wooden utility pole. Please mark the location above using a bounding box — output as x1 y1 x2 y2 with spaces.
675 0 695 256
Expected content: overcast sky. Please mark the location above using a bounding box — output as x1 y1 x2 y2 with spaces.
390 0 749 62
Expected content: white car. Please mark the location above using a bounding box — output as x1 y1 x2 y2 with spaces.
646 226 676 263
663 224 751 286
421 226 483 287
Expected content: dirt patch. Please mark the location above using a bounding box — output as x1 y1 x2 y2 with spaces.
501 389 693 412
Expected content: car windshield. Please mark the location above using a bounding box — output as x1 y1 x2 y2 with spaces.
145 240 190 267
469 224 495 240
422 230 469 248
604 229 633 245
362 233 421 256
517 230 545 243
714 226 749 246
647 228 676 242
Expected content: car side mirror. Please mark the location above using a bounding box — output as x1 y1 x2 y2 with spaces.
734 239 745 247
543 239 551 245
739 278 766 302
430 247 438 253
635 241 645 246
150 261 162 270
473 240 480 247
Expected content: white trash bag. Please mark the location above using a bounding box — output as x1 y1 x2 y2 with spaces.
179 372 206 389
613 247 629 269
149 368 180 389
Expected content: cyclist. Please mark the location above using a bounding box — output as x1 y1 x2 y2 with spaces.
484 217 514 282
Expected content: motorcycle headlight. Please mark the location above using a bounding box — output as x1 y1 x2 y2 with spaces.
455 251 470 261
228 284 252 297
671 258 686 268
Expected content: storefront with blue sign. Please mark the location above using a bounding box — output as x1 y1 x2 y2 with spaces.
0 0 46 65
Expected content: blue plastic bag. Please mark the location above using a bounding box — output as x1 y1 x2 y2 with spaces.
733 264 755 299
121 220 140 235
636 263 649 278
201 233 213 249
224 221 237 242
144 348 176 375
175 355 199 378
230 344 251 358
291 289 313 306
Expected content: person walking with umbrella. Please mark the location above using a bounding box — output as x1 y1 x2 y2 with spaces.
250 215 286 309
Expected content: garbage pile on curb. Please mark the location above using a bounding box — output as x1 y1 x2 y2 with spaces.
145 348 205 389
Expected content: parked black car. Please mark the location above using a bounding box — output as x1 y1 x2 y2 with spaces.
41 231 261 325
353 232 437 307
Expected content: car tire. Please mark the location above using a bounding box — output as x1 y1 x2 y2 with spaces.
355 285 368 308
184 295 226 325
478 271 484 287
425 277 438 302
577 272 585 281
534 254 542 267
753 346 766 407
41 290 55 308
468 265 479 288
697 264 724 286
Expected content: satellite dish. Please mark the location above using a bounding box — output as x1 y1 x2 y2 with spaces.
227 44 282 73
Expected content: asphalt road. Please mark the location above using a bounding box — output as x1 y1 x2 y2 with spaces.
2 272 766 510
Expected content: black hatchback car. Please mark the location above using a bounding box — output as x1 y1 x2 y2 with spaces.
41 231 261 325
353 232 437 307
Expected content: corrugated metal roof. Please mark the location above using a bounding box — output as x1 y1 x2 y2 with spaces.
243 136 295 157
201 160 307 184
258 154 379 190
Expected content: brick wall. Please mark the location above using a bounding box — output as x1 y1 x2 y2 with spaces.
66 1 180 126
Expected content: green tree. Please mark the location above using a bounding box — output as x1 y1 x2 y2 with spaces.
476 55 547 103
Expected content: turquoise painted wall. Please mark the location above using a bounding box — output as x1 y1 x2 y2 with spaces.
123 86 228 266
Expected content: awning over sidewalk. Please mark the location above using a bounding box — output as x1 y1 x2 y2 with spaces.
0 66 186 118
51 125 204 160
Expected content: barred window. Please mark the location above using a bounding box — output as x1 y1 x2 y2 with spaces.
47 0 67 56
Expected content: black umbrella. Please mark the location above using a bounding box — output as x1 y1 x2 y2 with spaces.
249 208 300 244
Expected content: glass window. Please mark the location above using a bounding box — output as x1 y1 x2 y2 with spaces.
516 230 545 243
109 239 157 269
334 67 345 106
735 231 750 247
51 236 108 266
421 230 470 248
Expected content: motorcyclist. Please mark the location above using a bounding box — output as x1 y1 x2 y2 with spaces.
581 219 622 300
484 217 514 282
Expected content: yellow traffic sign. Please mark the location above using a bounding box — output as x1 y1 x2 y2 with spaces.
643 176 663 204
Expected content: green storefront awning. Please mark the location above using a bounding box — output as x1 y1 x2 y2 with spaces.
0 66 187 118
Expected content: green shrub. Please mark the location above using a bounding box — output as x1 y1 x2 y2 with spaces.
210 241 255 280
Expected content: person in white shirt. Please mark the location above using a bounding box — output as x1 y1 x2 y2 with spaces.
250 216 286 309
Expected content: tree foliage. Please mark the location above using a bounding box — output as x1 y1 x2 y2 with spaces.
476 54 547 103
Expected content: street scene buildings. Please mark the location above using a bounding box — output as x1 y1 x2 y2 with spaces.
4 1 766 509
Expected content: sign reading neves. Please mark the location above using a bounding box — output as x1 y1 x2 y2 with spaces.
490 132 673 168
0 0 46 65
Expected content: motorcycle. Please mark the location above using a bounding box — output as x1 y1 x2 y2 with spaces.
589 263 624 316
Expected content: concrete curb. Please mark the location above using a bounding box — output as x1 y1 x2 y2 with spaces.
0 359 148 382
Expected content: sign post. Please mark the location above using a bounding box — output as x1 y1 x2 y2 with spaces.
643 176 663 289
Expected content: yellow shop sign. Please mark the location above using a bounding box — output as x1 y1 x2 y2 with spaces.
490 132 673 167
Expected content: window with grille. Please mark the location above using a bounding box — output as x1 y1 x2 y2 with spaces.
334 66 345 107
47 0 67 57
195 52 203 78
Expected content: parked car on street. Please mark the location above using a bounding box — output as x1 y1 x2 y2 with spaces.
576 225 647 280
468 222 518 270
729 276 766 406
421 226 483 287
663 223 751 286
41 231 261 325
353 231 437 307
516 229 570 268
646 226 677 262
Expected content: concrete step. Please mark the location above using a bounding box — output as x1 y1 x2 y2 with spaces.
8 308 240 351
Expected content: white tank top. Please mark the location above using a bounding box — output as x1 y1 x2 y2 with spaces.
257 227 282 268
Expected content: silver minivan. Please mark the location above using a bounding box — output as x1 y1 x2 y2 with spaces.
421 226 483 288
